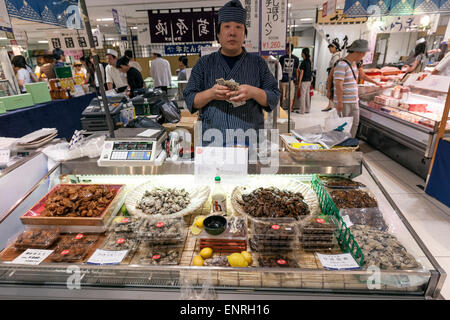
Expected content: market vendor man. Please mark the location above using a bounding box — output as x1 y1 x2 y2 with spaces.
183 0 280 146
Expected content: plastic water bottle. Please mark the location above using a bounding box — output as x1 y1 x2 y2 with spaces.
143 98 149 115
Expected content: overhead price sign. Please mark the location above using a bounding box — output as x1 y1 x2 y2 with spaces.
46 29 103 51
241 0 260 53
261 0 288 56
322 0 337 18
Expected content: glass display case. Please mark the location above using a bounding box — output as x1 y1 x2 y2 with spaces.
358 76 450 179
0 152 445 300
0 79 16 97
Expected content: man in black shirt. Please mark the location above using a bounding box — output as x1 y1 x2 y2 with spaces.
279 43 299 111
116 56 144 98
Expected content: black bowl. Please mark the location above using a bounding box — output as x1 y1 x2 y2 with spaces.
203 215 227 235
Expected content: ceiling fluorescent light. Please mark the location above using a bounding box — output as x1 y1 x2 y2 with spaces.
38 40 49 43
97 18 114 22
300 18 313 21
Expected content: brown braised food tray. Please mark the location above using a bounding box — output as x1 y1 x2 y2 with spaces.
20 184 125 226
13 228 60 250
319 176 365 189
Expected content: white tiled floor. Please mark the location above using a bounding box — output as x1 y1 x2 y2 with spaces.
288 92 450 299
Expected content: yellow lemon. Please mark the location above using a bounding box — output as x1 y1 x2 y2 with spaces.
240 251 252 264
192 255 204 266
191 225 202 235
194 215 206 228
200 247 213 259
227 253 248 268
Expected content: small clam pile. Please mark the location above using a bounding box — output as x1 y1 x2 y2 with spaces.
330 190 378 209
351 225 420 270
237 187 309 219
136 188 190 215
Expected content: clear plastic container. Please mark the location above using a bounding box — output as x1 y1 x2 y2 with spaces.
258 253 299 268
57 233 100 246
251 218 297 242
137 216 186 245
49 243 95 263
109 216 142 233
136 244 184 265
339 208 388 231
101 232 139 253
299 215 336 235
249 237 295 253
13 228 60 250
319 176 366 189
300 238 339 252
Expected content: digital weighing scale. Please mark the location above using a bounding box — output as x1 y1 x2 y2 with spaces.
98 128 168 166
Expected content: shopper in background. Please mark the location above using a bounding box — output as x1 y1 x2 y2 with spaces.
333 39 370 138
11 55 38 93
124 49 142 73
402 39 428 74
105 48 128 92
116 56 144 98
53 48 66 76
150 50 172 93
279 43 299 111
39 54 56 80
73 62 86 83
297 48 312 114
177 56 189 81
322 41 341 112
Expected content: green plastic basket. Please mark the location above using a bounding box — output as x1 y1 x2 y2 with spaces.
311 174 364 267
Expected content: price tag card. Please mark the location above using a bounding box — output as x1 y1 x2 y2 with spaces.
194 147 248 183
12 249 53 265
342 215 354 228
316 253 360 271
0 149 11 165
86 249 128 265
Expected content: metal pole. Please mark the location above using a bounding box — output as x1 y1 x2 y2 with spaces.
287 1 293 133
79 0 115 138
130 27 137 59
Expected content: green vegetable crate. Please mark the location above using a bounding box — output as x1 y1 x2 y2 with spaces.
311 174 364 267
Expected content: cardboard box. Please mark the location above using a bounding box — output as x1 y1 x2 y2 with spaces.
180 108 198 118
163 115 198 140
0 93 34 111
25 82 52 104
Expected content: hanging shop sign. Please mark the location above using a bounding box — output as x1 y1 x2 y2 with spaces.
6 0 83 29
148 10 217 44
241 0 260 53
414 0 440 14
0 0 12 33
368 14 439 33
112 8 127 36
322 0 337 18
137 24 151 46
12 29 27 47
317 9 368 24
261 0 288 56
164 43 212 55
46 29 103 51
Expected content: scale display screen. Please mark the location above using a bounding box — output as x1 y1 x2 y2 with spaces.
109 141 154 161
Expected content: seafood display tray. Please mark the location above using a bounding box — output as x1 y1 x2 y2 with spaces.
20 184 125 227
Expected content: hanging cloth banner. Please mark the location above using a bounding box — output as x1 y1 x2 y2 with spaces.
192 11 216 42
414 0 440 13
0 0 13 32
344 0 369 17
240 0 260 53
367 0 391 15
172 12 194 43
148 11 174 43
439 0 450 11
148 9 217 44
389 0 415 15
6 0 82 29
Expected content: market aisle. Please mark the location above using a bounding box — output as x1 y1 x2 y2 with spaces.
290 91 450 299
